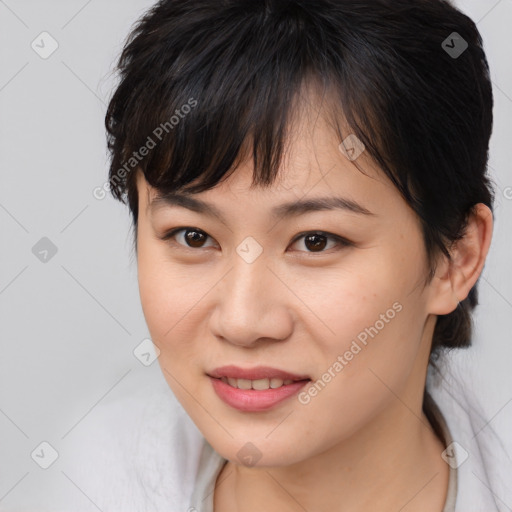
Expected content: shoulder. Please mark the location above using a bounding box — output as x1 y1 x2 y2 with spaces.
427 354 512 512
57 373 205 512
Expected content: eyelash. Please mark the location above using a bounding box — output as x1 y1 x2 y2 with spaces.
159 227 352 254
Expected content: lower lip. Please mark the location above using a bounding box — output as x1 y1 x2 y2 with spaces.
209 376 310 412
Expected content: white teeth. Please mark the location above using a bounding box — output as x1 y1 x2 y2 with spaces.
252 378 270 390
237 378 252 390
220 376 298 390
270 378 285 388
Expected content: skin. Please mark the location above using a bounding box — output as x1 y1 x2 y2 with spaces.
135 96 493 511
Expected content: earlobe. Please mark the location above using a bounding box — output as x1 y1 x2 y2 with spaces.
427 203 493 316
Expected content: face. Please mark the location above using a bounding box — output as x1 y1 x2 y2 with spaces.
136 103 439 467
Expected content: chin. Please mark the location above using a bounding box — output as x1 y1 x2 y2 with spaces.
206 433 309 468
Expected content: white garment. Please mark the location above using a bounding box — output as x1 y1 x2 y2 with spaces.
37 356 511 512
35 373 205 512
426 356 512 511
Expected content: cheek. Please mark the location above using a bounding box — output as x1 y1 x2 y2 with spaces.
137 248 212 410
296 292 423 446
137 241 216 362
137 240 179 340
300 259 401 343
307 248 426 383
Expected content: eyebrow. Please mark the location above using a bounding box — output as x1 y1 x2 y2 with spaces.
148 192 375 222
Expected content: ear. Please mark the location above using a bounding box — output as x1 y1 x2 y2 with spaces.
427 203 494 315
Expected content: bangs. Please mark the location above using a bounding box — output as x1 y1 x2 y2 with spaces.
105 0 395 223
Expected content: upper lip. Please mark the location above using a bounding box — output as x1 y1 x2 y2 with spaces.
208 365 310 381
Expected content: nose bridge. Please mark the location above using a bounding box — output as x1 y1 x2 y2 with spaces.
224 249 270 322
211 246 291 345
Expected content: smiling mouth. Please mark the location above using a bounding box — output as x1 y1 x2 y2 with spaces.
209 374 311 412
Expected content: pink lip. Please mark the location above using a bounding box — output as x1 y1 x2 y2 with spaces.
208 365 310 381
209 377 310 412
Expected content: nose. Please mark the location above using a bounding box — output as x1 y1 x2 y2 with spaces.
209 254 293 348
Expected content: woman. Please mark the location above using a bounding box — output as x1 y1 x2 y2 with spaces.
101 0 509 510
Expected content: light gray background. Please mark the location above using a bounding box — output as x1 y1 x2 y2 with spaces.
0 0 511 509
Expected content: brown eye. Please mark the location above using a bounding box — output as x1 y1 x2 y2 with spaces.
183 229 207 248
161 227 216 249
304 233 328 252
289 231 351 253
